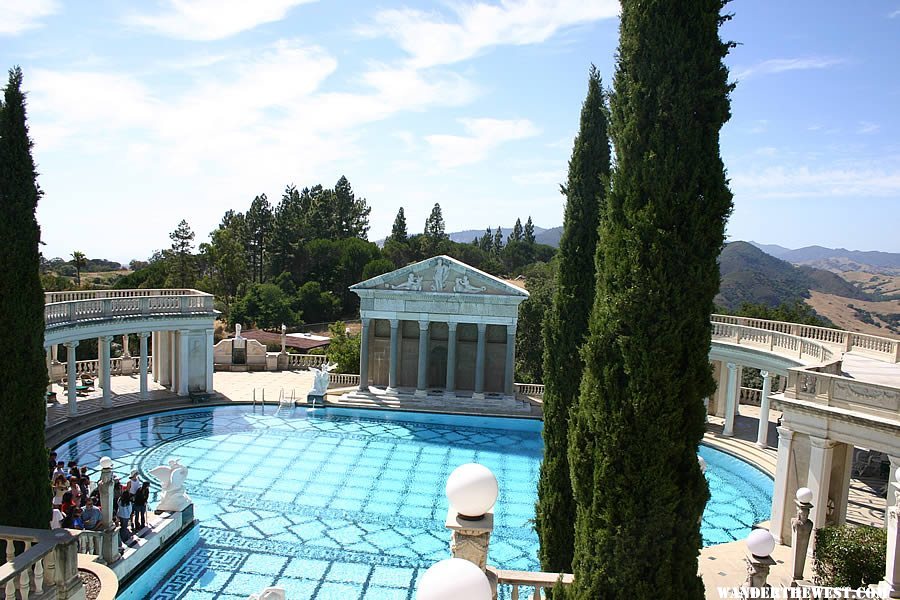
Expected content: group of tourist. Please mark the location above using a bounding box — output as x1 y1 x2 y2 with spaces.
48 451 152 550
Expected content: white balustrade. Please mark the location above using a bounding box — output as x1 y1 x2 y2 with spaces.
0 527 82 600
514 383 545 398
286 354 328 369
494 569 574 599
54 356 151 381
328 373 361 387
45 289 214 329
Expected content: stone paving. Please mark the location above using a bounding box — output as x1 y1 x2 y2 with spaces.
45 372 890 599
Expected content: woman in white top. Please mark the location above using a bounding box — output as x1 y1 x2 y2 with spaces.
50 508 65 529
52 474 68 507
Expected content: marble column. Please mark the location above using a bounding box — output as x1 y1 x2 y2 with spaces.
65 341 79 417
388 319 399 392
121 334 130 357
139 332 150 399
756 371 773 448
99 335 112 408
51 344 59 364
169 331 177 392
151 332 159 383
358 318 371 392
880 471 900 599
205 328 214 393
808 436 836 531
177 329 189 396
415 320 429 397
771 426 796 544
46 347 53 393
474 323 487 398
887 456 900 530
504 324 515 396
723 362 738 436
445 322 458 396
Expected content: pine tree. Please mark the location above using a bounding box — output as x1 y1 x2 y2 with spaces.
568 2 734 598
423 203 447 256
390 207 408 244
492 226 503 256
509 218 524 243
524 216 536 245
169 219 195 288
536 65 610 575
479 227 493 253
0 66 50 529
246 194 273 283
333 175 371 240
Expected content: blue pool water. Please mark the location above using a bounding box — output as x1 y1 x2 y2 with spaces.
55 406 771 599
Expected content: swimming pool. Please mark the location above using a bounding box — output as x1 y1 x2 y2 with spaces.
55 405 772 599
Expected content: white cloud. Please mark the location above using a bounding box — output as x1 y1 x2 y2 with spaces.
735 57 845 80
889 9 900 18
857 121 880 134
126 0 317 41
0 0 59 35
426 118 539 168
363 0 618 68
731 163 900 199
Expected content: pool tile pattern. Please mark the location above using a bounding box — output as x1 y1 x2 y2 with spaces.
56 406 771 599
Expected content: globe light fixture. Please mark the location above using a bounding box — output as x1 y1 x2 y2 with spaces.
698 455 707 474
746 528 776 558
446 463 498 520
99 456 113 470
416 558 491 600
795 487 813 504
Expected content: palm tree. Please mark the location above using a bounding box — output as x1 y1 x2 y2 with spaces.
71 251 87 286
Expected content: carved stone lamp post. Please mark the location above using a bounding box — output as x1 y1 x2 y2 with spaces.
97 456 120 564
417 558 492 600
745 529 777 591
443 464 499 597
280 323 287 354
791 487 814 581
879 468 900 599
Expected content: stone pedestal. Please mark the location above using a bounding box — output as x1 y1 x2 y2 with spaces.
880 479 900 599
445 508 496 598
744 553 776 591
790 500 813 581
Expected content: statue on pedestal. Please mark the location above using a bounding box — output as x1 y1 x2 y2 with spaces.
309 362 337 396
150 459 192 512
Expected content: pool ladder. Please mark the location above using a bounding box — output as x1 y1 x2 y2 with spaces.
251 388 266 414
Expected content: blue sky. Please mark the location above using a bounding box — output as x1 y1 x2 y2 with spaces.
2 0 899 263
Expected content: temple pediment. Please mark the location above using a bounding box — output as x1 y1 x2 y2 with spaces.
350 256 528 298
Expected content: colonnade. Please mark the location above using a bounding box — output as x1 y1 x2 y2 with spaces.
709 360 786 447
47 327 214 415
357 317 517 397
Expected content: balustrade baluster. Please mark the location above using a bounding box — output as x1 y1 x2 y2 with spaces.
33 554 44 593
6 538 16 598
511 584 519 600
18 540 31 599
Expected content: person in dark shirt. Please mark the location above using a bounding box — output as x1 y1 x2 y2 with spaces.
133 482 150 531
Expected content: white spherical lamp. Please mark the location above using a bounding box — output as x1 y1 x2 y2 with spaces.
746 529 776 558
99 456 113 470
416 558 491 600
446 463 498 520
698 455 707 475
795 487 813 504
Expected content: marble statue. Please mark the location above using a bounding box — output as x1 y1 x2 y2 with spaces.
234 323 245 348
149 459 192 512
309 362 338 396
387 273 423 291
248 587 285 600
432 258 450 291
453 275 486 294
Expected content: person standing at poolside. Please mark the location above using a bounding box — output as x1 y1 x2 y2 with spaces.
81 498 102 530
116 491 134 549
133 481 150 531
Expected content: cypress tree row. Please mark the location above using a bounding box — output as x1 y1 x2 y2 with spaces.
535 65 610 574
0 66 51 529
568 1 733 598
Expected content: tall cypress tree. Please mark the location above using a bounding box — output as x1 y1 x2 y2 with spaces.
568 2 733 598
390 207 408 244
535 65 610 574
0 66 50 529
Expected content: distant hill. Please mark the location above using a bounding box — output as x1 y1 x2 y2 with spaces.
534 226 562 247
716 242 872 310
750 242 900 275
448 225 547 244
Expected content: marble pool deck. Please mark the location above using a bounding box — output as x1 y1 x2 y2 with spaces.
44 372 888 599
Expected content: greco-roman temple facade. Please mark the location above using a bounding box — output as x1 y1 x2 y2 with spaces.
348 255 528 399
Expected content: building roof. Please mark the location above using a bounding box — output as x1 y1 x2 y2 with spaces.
239 329 330 351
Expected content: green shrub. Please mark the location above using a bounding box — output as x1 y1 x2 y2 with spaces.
813 525 886 588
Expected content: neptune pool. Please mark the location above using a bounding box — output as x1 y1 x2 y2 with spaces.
54 405 771 599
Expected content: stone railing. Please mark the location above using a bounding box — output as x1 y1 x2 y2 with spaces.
62 357 147 379
0 526 83 600
740 386 762 405
285 354 328 369
783 366 900 423
710 320 833 363
74 529 104 556
45 289 215 329
514 383 545 398
712 314 900 363
328 373 360 387
494 568 574 599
